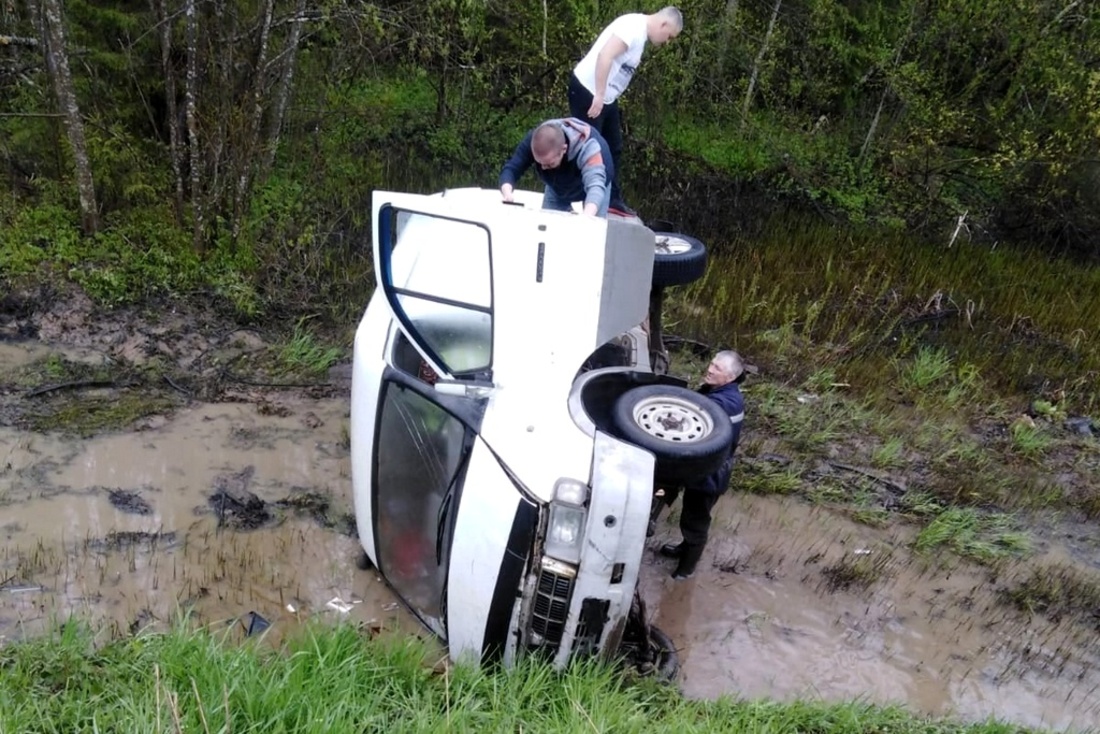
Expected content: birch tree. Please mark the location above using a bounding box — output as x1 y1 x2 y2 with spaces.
38 0 98 233
741 0 782 128
184 0 201 251
153 0 184 221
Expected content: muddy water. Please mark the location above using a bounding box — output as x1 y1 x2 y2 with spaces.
644 497 1100 731
0 344 421 644
3 339 1099 732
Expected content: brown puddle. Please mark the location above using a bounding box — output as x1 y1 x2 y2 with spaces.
0 355 421 645
3 338 1099 731
642 494 1100 731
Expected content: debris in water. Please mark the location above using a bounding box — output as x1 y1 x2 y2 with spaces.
107 488 153 515
244 611 270 636
326 597 360 614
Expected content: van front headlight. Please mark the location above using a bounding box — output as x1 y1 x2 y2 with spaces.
544 478 589 564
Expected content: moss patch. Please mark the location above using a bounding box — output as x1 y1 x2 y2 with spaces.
23 390 180 436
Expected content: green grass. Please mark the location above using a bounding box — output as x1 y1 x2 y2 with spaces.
1009 419 1052 461
1002 564 1100 624
914 508 1032 563
665 217 1100 413
896 346 953 393
0 620 1037 733
871 436 906 469
278 319 345 376
736 461 804 495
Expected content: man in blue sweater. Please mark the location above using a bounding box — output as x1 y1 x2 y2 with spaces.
655 350 746 580
499 118 615 217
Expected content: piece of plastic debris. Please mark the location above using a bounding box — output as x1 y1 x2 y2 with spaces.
383 602 400 612
796 394 820 404
286 603 297 613
244 611 270 636
1 583 43 594
853 549 871 555
326 596 361 614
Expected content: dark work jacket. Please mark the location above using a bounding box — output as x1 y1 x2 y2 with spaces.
686 381 745 496
498 119 615 207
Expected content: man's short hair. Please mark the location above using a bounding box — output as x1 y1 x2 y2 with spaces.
715 350 744 381
658 6 683 30
532 123 566 157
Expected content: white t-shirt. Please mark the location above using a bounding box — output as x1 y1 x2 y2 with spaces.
572 14 648 105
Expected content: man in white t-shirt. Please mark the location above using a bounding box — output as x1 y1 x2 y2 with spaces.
568 7 683 217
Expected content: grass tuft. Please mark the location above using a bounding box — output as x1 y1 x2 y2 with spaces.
1001 564 1100 625
914 508 1031 563
278 318 344 376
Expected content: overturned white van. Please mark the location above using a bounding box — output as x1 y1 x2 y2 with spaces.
350 187 731 675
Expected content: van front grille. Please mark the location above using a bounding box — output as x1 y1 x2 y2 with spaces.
529 557 576 648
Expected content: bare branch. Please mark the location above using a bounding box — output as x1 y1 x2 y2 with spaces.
0 34 38 47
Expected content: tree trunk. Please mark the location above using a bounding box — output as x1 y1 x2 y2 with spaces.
184 0 202 252
231 0 275 240
741 0 782 129
207 0 232 219
262 0 307 174
714 0 740 85
858 8 916 169
39 0 98 234
153 0 185 222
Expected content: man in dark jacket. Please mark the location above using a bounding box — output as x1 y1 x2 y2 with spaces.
656 350 746 579
499 118 614 217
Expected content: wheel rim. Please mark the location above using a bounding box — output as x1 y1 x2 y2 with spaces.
655 235 694 256
632 395 714 443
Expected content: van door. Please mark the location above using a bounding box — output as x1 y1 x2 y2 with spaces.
357 192 537 657
373 193 495 385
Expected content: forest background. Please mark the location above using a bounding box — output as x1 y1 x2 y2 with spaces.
1 0 1098 320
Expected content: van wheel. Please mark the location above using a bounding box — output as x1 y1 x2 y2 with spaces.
610 384 733 483
648 625 681 682
653 232 707 287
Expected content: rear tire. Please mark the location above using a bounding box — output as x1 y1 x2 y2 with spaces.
652 232 707 287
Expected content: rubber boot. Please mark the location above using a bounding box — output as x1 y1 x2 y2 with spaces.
672 544 705 580
659 542 683 558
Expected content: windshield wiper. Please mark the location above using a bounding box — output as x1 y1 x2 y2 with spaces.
436 439 474 565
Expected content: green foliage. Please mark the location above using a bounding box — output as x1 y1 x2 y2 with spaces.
278 318 344 376
896 346 953 393
737 461 803 496
871 436 906 469
914 508 1031 563
0 204 81 276
1009 419 1051 462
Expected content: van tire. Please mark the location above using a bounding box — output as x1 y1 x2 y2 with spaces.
649 625 681 682
610 384 733 483
653 232 707 287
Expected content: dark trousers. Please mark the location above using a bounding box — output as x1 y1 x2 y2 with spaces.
661 487 721 551
567 73 625 206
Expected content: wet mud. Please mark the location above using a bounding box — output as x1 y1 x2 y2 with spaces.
642 496 1100 731
3 332 1100 731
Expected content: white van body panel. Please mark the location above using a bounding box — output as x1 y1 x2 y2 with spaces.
444 442 527 664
